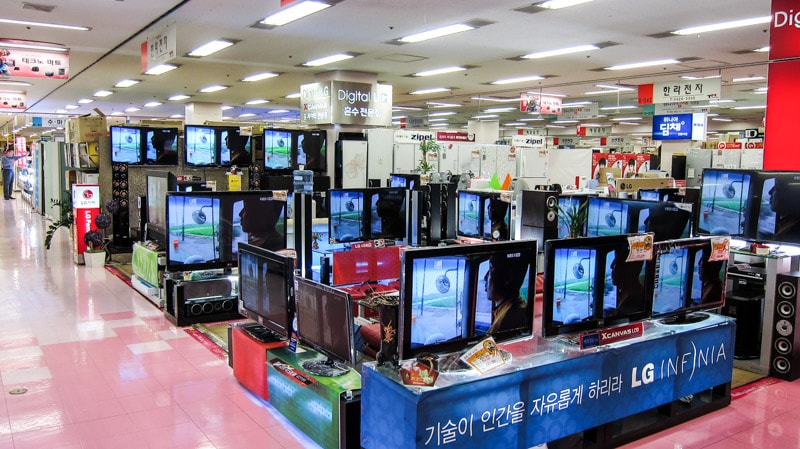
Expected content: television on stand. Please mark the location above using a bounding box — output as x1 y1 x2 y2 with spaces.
219 127 252 167
110 126 144 165
237 243 295 342
184 125 218 167
263 129 295 171
144 127 179 165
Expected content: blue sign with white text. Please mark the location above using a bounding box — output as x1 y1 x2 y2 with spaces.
652 113 693 140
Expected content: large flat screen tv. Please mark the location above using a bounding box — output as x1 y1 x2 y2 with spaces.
297 130 327 172
165 191 287 272
144 127 179 165
263 129 294 170
456 190 512 241
585 197 693 242
184 125 218 167
697 169 754 237
219 127 252 167
237 243 295 340
754 172 800 244
110 126 143 164
398 239 537 359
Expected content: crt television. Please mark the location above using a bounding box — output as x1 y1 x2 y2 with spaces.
237 243 295 340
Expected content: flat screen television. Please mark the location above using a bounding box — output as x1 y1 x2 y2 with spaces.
110 125 143 164
398 239 538 360
543 234 651 337
370 187 408 241
457 191 481 239
456 190 512 241
294 277 356 376
329 189 366 243
237 243 295 340
648 236 728 324
697 169 754 237
557 195 589 239
263 129 294 170
184 125 218 166
755 172 800 244
145 170 177 247
585 197 693 242
165 191 287 272
297 130 327 172
390 173 421 190
638 188 681 202
219 127 252 167
144 127 179 165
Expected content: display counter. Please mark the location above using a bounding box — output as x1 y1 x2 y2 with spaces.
362 314 735 449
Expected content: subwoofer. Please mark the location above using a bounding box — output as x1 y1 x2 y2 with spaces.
185 297 234 316
521 190 559 228
770 271 800 380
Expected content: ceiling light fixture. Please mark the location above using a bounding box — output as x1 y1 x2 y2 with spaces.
712 117 733 122
93 90 113 97
259 0 331 27
483 107 517 113
221 106 233 111
428 111 457 117
170 114 184 119
64 104 79 110
427 102 461 108
199 85 229 93
269 109 290 114
599 105 637 110
114 79 140 88
522 44 599 59
732 76 765 83
285 92 301 99
239 113 257 118
0 80 31 86
0 18 90 31
168 94 191 101
187 39 236 57
491 75 545 85
595 84 635 91
410 87 451 95
242 72 279 82
562 101 593 107
303 53 354 67
672 16 772 35
732 105 766 110
77 98 93 104
0 41 68 52
605 59 680 70
413 66 466 77
610 116 642 121
535 0 595 9
399 23 475 43
144 64 178 76
754 46 770 53
143 102 162 108
429 118 449 122
472 114 499 119
124 107 140 113
471 96 519 103
245 99 270 105
680 74 722 80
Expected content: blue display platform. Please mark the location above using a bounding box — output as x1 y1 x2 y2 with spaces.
361 314 735 449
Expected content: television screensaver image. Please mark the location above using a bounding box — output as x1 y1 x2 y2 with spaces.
145 128 178 165
167 196 221 265
551 248 597 325
111 126 142 164
586 199 629 237
329 190 365 243
698 169 751 236
457 191 481 238
264 129 293 169
652 247 690 316
185 126 217 166
407 256 469 348
482 195 511 241
219 128 251 166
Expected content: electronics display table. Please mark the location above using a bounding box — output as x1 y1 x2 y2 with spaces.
362 314 735 449
229 324 287 400
266 346 362 449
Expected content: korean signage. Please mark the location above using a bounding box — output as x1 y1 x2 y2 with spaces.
141 24 177 72
395 130 434 144
0 41 69 80
650 79 721 104
301 81 393 126
511 135 545 148
770 0 800 60
604 136 631 147
560 103 599 120
555 136 579 147
577 126 612 137
652 113 707 141
520 93 563 115
520 128 547 136
0 91 26 110
654 101 708 115
31 116 66 127
437 131 475 142
72 184 100 255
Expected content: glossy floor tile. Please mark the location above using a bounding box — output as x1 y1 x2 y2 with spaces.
3 198 800 448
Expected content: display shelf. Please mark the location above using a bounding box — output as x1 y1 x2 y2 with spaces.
229 324 288 400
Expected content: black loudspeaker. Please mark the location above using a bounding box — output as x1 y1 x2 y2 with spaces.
182 278 233 299
521 190 559 228
671 154 687 180
722 291 763 359
185 297 235 316
770 271 800 380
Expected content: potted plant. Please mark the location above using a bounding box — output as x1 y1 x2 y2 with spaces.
416 139 440 174
44 193 73 250
557 200 588 238
81 200 118 267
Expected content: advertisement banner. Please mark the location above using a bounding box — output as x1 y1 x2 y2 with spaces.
652 79 721 104
437 131 475 142
0 91 27 110
72 184 101 255
300 81 331 125
520 93 563 115
0 42 69 80
652 113 706 141
770 0 800 60
511 135 545 148
592 153 651 179
578 126 612 137
395 130 434 144
638 83 654 105
14 136 26 168
560 103 599 120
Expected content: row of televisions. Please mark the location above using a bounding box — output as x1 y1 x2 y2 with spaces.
237 234 727 374
110 125 327 172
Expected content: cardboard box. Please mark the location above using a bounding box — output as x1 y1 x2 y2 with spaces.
67 116 106 143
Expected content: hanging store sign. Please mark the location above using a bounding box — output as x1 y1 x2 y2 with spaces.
652 79 721 104
652 113 707 141
395 129 433 144
0 40 68 80
511 135 545 148
655 101 708 114
300 82 331 125
437 131 475 142
301 81 393 127
141 24 177 72
520 93 563 115
560 103 599 120
578 126 612 137
0 91 26 109
555 136 580 147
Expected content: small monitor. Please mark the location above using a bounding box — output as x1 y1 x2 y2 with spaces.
329 189 367 243
237 243 295 340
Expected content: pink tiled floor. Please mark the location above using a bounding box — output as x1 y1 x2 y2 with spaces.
3 198 800 449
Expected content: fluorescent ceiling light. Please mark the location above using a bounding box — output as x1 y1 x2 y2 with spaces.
392 105 424 110
600 105 637 110
562 101 593 107
170 114 184 119
552 120 580 124
168 94 191 101
145 64 178 75
246 99 270 105
144 102 162 108
260 1 331 26
522 44 599 59
0 18 90 31
427 102 461 108
520 117 544 121
491 75 545 85
672 16 771 35
505 122 525 126
429 118 449 122
93 90 113 97
428 111 456 117
595 84 634 91
732 105 766 110
754 87 768 94
303 53 354 67
199 85 229 93
754 46 770 53
546 124 566 128
413 66 466 77
77 98 93 104
285 92 301 99
732 76 765 83
484 107 517 113
617 122 641 126
221 106 233 111
399 23 475 43
605 59 680 70
611 116 642 121
0 41 67 52
55 109 68 114
114 79 140 88
188 39 235 57
410 87 451 95
430 123 449 127
472 114 499 119
65 105 79 110
124 107 140 113
584 89 629 95
0 80 31 86
712 118 733 122
239 113 257 118
680 74 721 80
470 96 519 103
392 115 406 120
242 72 279 82
708 99 736 104
536 0 595 9
269 109 290 114
110 111 124 116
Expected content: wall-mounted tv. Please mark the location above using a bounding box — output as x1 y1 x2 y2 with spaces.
263 129 294 170
110 126 143 164
237 243 295 340
398 239 538 360
586 197 693 242
294 277 356 377
456 190 512 241
144 127 179 165
184 125 218 167
165 191 287 272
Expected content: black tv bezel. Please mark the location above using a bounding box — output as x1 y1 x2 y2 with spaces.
237 243 295 339
218 126 253 167
164 190 288 272
294 277 357 367
398 239 538 360
110 125 144 165
456 190 512 242
297 129 327 173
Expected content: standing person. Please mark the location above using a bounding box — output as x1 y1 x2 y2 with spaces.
2 148 26 200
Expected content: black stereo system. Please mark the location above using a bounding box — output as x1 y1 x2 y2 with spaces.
185 297 235 316
411 181 456 247
770 271 800 381
519 190 559 245
111 162 132 246
165 277 241 326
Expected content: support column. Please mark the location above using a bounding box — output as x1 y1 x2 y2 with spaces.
184 102 223 124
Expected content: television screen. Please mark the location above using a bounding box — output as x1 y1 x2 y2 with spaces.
482 194 511 241
110 126 143 164
237 243 294 339
390 173 420 190
329 189 367 243
756 173 800 244
586 198 629 237
651 247 689 315
370 187 407 241
294 277 356 375
457 191 481 239
697 169 752 236
398 240 537 359
586 197 693 242
219 127 252 167
550 247 597 329
144 128 179 165
557 196 587 239
185 125 217 166
165 191 287 271
297 130 327 172
145 170 175 247
264 129 294 170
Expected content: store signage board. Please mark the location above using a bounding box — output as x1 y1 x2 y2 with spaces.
141 24 176 72
606 136 631 147
655 101 708 114
770 0 800 60
652 79 721 104
300 82 331 125
31 116 66 127
521 128 547 136
395 130 433 144
437 131 475 142
652 113 707 141
560 103 598 120
511 135 545 148
578 126 612 137
0 91 26 110
520 93 563 115
72 184 100 255
556 136 579 147
0 41 69 80
301 81 392 126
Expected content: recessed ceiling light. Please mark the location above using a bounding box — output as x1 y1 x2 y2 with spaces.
77 98 93 104
93 90 113 97
672 16 772 35
410 87 451 95
269 109 290 114
483 107 517 113
491 75 545 85
124 107 140 113
522 44 599 59
429 118 450 122
145 64 178 75
303 53 354 67
144 102 162 108
754 46 770 53
536 0 596 9
0 18 90 31
199 85 229 93
285 92 301 99
680 74 722 80
605 59 680 70
505 122 526 126
470 96 518 103
65 104 79 110
428 111 457 117
168 94 191 101
595 84 635 91
552 120 580 124
115 79 140 88
599 105 637 110
0 80 31 86
610 117 642 121
732 76 765 83
55 109 68 114
239 113 257 118
520 117 544 121
0 41 68 52
109 111 124 116
242 72 279 82
399 23 475 43
732 105 766 110
426 102 461 108
260 1 331 27
392 115 406 120
246 99 270 105
413 66 466 77
187 39 236 57
562 101 593 107
472 114 499 119
221 105 233 111
170 114 184 119
712 117 733 122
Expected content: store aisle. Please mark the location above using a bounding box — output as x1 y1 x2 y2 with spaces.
0 199 318 449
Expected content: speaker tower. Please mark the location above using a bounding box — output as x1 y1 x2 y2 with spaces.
770 271 800 380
